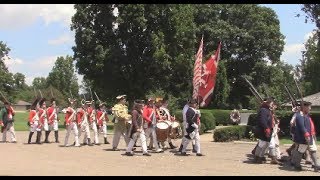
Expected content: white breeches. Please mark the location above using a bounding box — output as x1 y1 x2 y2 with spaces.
145 126 161 150
78 122 91 143
89 121 99 143
44 120 59 131
2 122 16 142
112 123 129 148
127 130 148 154
64 122 80 146
296 137 317 153
30 121 42 132
182 128 200 153
100 122 108 138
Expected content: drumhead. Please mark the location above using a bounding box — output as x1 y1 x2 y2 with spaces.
171 122 179 128
165 120 172 126
156 122 169 129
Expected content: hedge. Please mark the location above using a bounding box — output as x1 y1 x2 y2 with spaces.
213 125 253 142
210 109 232 126
247 111 320 137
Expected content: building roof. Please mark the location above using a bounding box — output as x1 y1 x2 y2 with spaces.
283 92 320 106
14 100 32 106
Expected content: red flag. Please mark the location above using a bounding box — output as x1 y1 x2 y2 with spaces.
192 36 204 100
198 42 221 107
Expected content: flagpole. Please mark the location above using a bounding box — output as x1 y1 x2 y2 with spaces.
197 34 204 106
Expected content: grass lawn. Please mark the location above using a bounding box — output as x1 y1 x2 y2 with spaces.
279 136 320 145
11 112 114 132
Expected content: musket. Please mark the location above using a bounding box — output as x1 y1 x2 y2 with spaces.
283 84 298 108
249 87 263 104
94 91 101 103
89 87 94 103
38 90 43 98
262 83 270 98
293 78 305 110
33 87 38 98
50 87 54 98
0 91 9 104
242 76 264 102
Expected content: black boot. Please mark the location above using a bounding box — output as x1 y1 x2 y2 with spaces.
87 138 94 146
54 131 59 143
28 132 34 144
178 144 183 152
36 131 42 144
44 131 50 143
192 144 197 153
169 142 177 149
104 137 110 144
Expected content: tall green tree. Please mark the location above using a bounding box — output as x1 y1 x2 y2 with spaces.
210 61 230 108
194 4 285 108
47 56 79 98
71 4 284 108
13 72 27 89
0 41 15 101
71 4 196 101
32 77 47 89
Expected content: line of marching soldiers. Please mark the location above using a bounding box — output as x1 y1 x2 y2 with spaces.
27 97 110 146
1 94 203 157
251 97 320 172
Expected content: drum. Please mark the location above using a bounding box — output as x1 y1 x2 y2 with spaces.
169 121 182 139
155 121 170 142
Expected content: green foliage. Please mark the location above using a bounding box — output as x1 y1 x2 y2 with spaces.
199 110 216 134
32 77 47 89
213 125 253 142
47 56 79 98
209 109 232 126
210 61 230 108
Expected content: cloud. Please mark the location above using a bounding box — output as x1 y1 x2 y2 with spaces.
0 4 75 30
281 43 305 65
48 34 73 45
304 31 316 41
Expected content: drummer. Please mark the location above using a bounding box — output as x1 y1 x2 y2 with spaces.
143 97 163 153
159 99 177 149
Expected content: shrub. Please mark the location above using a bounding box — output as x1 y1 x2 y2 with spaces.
213 125 253 142
199 111 216 134
210 109 232 126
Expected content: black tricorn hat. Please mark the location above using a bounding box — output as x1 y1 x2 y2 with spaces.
134 99 145 105
39 98 46 106
297 101 312 106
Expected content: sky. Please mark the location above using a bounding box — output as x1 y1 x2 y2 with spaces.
0 4 316 86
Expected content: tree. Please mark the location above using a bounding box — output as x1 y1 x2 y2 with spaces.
71 4 284 108
194 4 285 108
0 41 15 101
71 4 196 101
32 77 47 89
301 32 320 95
13 72 27 89
210 61 230 108
46 56 79 98
301 4 320 51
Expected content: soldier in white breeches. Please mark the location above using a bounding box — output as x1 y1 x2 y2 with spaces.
87 101 99 145
64 98 80 147
96 102 110 144
27 98 41 144
77 100 93 146
46 98 59 143
0 101 17 143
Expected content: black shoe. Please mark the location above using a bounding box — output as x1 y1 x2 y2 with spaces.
125 152 134 156
55 140 60 143
169 142 177 149
196 153 204 156
192 149 197 153
112 147 120 151
181 152 188 156
143 153 151 156
293 165 303 171
95 143 101 146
